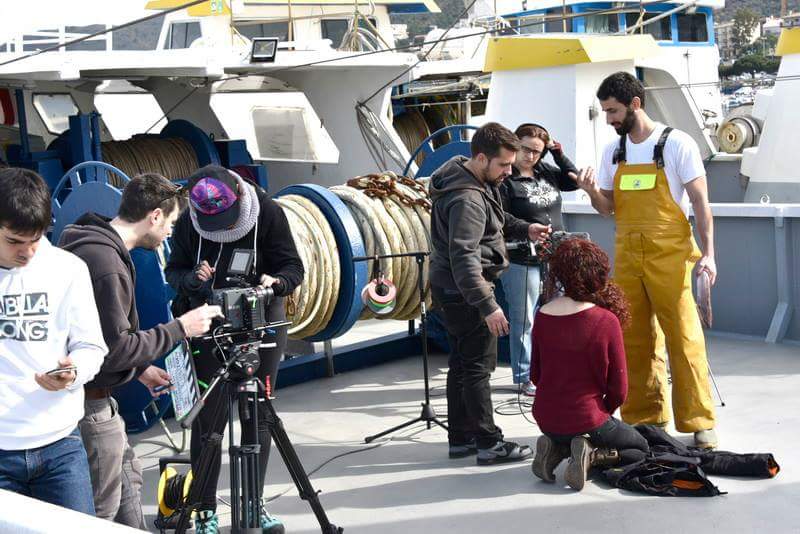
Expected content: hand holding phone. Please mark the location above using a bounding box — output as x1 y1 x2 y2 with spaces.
36 358 77 392
45 365 78 376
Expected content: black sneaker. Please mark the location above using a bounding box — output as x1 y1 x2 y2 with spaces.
476 440 533 465
449 438 477 458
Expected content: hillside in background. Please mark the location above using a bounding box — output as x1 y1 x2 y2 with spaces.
389 0 800 40
717 0 799 21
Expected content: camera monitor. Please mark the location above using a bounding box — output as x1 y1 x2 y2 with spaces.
229 249 254 276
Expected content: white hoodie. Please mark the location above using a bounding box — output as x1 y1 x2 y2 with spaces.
0 238 107 450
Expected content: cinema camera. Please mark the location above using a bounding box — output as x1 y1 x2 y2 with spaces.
211 249 274 331
506 230 590 260
201 249 283 381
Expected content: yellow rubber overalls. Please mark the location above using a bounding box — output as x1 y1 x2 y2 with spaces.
612 128 715 433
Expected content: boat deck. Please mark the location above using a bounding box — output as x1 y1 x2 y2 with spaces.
132 334 800 533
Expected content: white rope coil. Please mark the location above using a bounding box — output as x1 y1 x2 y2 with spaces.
279 172 432 339
275 194 340 339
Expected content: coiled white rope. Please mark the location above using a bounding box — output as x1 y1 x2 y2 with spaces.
278 173 431 339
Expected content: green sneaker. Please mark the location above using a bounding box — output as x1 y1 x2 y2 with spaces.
260 502 286 534
194 510 219 534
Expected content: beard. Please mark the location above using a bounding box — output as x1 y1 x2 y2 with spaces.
613 106 637 136
483 163 508 186
136 232 163 251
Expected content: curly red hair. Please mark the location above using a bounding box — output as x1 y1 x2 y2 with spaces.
543 238 630 327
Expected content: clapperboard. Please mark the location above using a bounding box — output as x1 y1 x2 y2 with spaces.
164 341 199 422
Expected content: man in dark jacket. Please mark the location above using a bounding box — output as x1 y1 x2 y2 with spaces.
430 122 549 465
165 164 303 534
59 173 221 528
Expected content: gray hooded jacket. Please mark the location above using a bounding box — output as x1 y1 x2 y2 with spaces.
59 213 185 389
429 156 529 317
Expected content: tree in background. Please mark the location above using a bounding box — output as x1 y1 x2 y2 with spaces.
731 8 761 55
719 54 780 78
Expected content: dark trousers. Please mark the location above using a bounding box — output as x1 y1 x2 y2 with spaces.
434 288 503 449
545 416 650 465
189 299 287 511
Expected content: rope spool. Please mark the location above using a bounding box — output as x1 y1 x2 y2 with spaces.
278 172 431 339
394 110 430 167
275 194 340 339
102 137 200 187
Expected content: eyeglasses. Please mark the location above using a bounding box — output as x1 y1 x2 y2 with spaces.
520 146 543 156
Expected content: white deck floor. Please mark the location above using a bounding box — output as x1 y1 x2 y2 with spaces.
132 334 800 533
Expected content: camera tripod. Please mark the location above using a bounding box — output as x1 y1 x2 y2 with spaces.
354 251 448 444
162 324 342 534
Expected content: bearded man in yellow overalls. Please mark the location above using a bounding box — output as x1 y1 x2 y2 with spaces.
576 72 718 448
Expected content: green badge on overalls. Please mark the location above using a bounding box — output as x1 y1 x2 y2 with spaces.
619 173 657 191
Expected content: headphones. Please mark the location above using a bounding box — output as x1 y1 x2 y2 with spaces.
515 122 551 160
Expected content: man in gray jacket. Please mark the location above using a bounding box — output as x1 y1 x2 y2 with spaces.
430 122 549 465
59 173 221 528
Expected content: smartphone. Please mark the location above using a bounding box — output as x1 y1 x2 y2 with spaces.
45 366 77 376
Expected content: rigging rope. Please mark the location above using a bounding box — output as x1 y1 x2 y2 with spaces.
101 137 199 186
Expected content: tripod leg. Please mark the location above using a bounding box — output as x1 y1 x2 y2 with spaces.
174 381 231 534
263 397 342 534
235 384 263 531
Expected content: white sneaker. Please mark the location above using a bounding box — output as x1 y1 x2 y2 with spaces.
694 429 718 449
520 381 536 397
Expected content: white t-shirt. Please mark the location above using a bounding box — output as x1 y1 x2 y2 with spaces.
598 123 705 215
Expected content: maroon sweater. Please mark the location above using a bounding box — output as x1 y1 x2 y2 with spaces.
531 306 627 435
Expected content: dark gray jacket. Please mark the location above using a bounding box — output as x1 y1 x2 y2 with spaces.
429 156 529 317
59 213 185 389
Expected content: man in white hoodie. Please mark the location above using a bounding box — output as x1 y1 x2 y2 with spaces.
0 167 107 515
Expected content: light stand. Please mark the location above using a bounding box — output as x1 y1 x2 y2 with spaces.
354 251 448 444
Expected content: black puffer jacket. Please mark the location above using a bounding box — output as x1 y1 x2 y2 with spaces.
603 425 780 497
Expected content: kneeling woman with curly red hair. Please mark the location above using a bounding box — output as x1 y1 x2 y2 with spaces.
530 237 649 490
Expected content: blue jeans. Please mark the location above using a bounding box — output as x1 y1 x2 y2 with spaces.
0 427 96 515
499 262 541 384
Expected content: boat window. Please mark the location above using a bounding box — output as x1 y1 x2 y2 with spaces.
677 13 708 42
211 91 339 163
583 12 619 34
94 81 167 141
235 22 291 42
545 7 573 32
64 25 107 51
625 12 671 41
32 94 79 135
251 107 329 161
510 15 545 34
167 21 201 49
321 18 378 48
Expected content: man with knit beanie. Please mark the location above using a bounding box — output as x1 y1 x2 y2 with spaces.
165 165 304 534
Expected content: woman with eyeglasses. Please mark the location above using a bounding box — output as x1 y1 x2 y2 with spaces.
498 123 593 396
